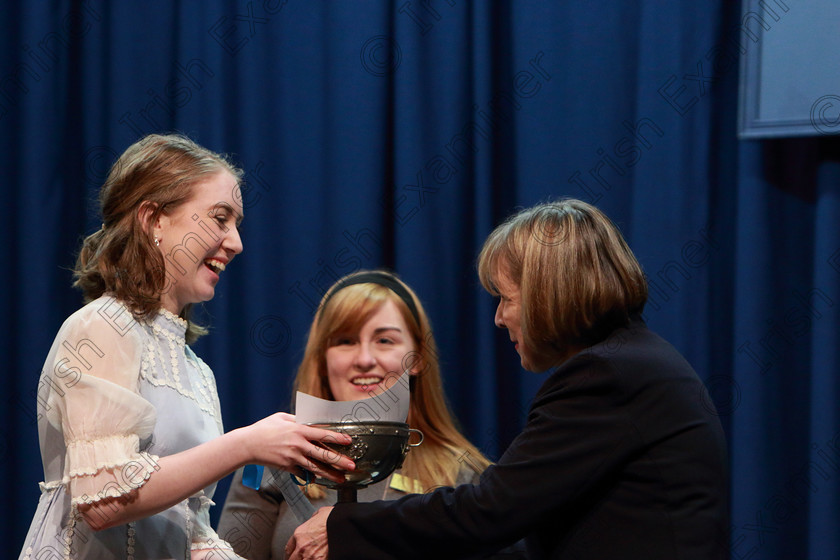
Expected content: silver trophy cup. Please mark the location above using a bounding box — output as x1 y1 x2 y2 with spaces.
307 421 423 503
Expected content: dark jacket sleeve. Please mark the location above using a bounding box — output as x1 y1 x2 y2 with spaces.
328 354 640 559
327 323 729 560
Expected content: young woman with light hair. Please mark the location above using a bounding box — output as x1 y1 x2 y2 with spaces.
219 270 495 559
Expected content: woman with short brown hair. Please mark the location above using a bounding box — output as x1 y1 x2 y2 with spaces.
287 199 729 560
477 198 648 368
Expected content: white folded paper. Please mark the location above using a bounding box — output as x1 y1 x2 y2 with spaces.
294 372 410 424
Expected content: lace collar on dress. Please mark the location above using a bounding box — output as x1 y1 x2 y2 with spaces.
155 307 188 340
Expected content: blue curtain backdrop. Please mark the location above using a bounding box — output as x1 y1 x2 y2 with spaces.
2 1 839 558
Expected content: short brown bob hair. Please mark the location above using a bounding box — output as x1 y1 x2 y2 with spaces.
477 199 648 366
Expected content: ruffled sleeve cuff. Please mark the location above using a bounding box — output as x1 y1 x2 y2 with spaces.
190 529 242 559
187 492 247 557
66 433 160 506
190 539 241 556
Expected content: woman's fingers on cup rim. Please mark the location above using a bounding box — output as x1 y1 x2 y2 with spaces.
319 428 352 445
302 457 346 483
308 445 355 470
299 424 351 444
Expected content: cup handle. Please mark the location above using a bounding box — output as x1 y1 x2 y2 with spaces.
408 428 424 447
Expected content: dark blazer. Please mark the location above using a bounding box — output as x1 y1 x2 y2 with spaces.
328 318 729 559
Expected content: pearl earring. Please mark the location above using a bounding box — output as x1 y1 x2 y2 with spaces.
154 236 160 247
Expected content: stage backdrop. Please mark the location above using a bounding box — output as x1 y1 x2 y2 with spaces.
2 2 839 559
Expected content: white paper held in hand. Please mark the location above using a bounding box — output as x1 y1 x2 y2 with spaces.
294 371 411 425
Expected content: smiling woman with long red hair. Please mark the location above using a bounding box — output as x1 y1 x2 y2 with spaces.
218 270 498 559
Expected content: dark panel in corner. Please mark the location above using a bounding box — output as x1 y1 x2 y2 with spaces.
738 0 840 139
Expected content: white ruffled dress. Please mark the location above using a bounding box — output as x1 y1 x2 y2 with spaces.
19 296 240 559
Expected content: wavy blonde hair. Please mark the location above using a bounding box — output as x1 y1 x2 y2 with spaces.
478 199 648 367
73 133 243 343
294 270 491 498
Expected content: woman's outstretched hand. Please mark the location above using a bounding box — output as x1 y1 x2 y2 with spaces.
244 412 355 483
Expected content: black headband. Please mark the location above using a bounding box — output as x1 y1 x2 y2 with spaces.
319 272 420 325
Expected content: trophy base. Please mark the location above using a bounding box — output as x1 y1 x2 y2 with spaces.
336 486 358 503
